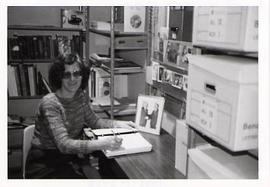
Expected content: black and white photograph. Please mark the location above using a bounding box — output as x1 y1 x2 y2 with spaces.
3 3 266 187
157 65 165 82
135 95 165 135
172 72 183 89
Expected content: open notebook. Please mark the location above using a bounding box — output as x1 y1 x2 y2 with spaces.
84 128 152 157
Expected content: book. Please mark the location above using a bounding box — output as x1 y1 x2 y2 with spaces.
101 60 142 71
18 64 28 96
13 65 22 96
8 65 19 96
27 65 37 96
84 128 152 157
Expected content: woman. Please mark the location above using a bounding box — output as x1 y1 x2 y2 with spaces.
25 53 134 179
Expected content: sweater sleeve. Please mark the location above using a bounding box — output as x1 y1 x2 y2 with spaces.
40 99 105 154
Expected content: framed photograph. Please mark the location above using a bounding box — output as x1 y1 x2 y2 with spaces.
164 40 201 68
172 72 184 89
164 69 173 84
135 95 165 135
157 65 165 82
151 60 160 81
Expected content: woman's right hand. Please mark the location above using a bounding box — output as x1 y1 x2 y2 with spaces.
102 136 123 151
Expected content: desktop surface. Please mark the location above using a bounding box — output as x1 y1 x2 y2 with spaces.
104 130 185 179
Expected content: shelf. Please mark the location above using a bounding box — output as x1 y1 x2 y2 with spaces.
89 28 147 37
115 47 148 50
8 25 84 32
9 95 43 100
101 67 145 74
8 59 54 64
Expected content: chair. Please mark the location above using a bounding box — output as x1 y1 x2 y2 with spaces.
22 125 35 179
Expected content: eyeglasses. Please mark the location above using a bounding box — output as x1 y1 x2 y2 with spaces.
62 70 82 80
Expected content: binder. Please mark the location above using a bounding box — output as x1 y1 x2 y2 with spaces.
84 128 152 157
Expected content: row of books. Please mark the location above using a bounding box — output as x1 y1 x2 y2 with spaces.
8 64 52 97
8 35 83 60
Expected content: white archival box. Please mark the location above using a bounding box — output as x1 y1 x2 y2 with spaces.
192 7 258 52
187 144 258 179
186 54 258 151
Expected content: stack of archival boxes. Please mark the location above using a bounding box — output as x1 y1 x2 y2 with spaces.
176 6 258 178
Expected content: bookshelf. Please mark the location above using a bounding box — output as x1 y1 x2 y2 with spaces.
8 25 86 100
88 7 150 119
7 7 90 119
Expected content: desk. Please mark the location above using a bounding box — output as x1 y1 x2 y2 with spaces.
99 130 185 179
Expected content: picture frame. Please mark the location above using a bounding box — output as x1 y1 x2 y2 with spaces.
157 65 165 82
172 72 184 89
164 40 201 69
135 95 165 135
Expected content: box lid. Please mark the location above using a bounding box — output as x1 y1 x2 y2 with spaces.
187 54 258 84
188 144 258 179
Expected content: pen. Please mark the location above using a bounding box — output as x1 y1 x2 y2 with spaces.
111 129 122 143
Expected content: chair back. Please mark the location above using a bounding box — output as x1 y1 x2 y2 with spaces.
22 125 35 179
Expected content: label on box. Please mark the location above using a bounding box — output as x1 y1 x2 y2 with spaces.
207 7 228 42
199 95 218 134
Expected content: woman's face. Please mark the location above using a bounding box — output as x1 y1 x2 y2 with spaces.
61 63 82 96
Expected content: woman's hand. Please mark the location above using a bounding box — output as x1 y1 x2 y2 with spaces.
114 120 136 129
102 136 123 151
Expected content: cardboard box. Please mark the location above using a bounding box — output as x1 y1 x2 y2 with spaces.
186 54 258 151
187 145 258 179
192 7 258 52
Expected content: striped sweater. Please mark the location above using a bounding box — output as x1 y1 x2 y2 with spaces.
31 89 101 154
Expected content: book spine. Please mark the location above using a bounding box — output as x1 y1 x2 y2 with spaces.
33 65 38 95
13 65 22 96
18 64 28 96
37 36 43 59
32 36 39 59
7 65 19 96
23 64 31 96
28 65 36 96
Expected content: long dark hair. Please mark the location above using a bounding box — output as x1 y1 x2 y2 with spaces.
49 53 89 91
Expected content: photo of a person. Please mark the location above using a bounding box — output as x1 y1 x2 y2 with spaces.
158 66 165 82
166 41 179 64
150 103 159 129
139 102 148 127
24 53 135 179
135 95 165 135
164 69 173 84
172 73 183 89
